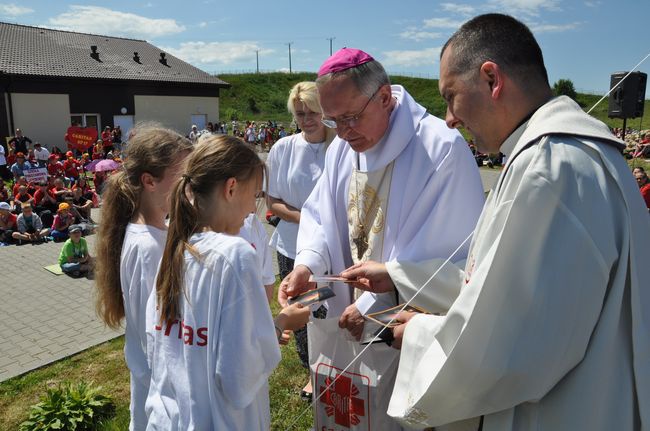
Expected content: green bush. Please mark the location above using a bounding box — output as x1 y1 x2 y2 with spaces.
19 381 114 431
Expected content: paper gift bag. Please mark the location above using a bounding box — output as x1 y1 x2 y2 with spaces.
308 318 403 431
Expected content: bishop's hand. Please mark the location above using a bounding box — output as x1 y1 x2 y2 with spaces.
340 261 395 294
338 303 365 341
391 311 417 350
278 264 315 307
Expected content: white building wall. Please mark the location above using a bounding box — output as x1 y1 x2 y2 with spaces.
134 95 219 136
11 93 71 151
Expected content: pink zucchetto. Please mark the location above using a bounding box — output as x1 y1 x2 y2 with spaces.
317 48 374 77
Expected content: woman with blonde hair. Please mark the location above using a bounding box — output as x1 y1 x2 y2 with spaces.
266 81 336 401
145 135 309 429
94 125 192 430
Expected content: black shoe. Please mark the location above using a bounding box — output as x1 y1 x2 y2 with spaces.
300 390 313 403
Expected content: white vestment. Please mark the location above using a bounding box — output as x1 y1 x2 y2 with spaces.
295 85 485 316
121 223 167 431
238 214 276 286
145 232 281 431
388 96 650 430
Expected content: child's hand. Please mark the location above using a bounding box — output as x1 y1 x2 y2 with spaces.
276 303 310 332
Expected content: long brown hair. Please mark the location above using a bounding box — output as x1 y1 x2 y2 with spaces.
95 124 192 329
156 135 264 322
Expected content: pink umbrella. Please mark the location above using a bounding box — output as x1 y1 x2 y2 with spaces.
88 159 120 172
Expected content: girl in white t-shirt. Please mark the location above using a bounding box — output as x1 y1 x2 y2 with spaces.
146 135 309 430
95 125 193 431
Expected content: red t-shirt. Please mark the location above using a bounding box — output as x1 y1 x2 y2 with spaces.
640 183 650 210
0 212 17 229
34 188 56 206
47 161 64 177
101 130 113 143
63 159 80 178
14 192 32 203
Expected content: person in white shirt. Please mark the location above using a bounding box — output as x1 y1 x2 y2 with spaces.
189 125 199 143
238 212 275 302
145 135 309 431
266 81 336 400
94 125 193 431
33 142 50 167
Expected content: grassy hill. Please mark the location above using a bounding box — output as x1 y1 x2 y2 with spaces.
217 72 649 131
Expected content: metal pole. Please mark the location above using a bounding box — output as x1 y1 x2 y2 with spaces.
255 50 259 73
287 42 293 73
622 117 627 141
327 37 335 55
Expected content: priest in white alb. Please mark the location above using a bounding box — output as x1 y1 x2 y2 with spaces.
346 14 650 431
279 48 484 325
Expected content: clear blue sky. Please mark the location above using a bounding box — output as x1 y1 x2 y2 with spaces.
2 0 649 95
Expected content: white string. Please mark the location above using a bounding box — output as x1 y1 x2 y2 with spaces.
284 229 475 430
586 52 650 115
283 51 650 430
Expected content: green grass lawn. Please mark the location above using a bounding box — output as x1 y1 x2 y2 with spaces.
0 285 313 431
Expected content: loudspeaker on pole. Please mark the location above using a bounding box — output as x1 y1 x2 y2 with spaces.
608 71 647 119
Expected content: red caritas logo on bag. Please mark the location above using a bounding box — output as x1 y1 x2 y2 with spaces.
316 364 370 430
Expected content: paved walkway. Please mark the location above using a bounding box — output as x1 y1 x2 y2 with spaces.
0 209 122 382
0 166 500 383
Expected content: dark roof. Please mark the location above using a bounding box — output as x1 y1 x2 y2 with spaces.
0 22 229 87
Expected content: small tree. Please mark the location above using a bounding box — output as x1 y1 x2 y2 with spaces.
553 79 577 100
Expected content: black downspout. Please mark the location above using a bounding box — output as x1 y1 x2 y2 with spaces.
5 74 14 135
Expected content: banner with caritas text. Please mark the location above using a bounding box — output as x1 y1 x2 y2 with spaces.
24 167 48 184
65 127 98 151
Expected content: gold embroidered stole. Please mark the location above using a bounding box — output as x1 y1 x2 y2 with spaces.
348 160 395 299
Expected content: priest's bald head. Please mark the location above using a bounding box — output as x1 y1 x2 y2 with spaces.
438 14 553 154
316 48 396 153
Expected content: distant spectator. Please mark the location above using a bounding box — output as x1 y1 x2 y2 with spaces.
635 170 650 211
51 177 72 203
12 203 50 244
51 202 74 241
10 152 33 180
58 224 94 277
92 140 104 160
63 151 81 183
189 125 199 143
102 126 114 156
0 201 17 244
73 176 95 201
12 185 33 212
12 176 35 196
47 154 64 177
0 182 9 203
0 141 8 181
33 181 57 226
71 188 93 222
33 142 50 167
112 126 122 150
8 128 32 154
207 122 214 134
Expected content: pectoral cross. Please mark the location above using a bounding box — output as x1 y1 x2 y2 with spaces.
353 225 368 261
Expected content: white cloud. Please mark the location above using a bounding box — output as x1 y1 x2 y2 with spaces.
161 41 274 65
584 0 601 6
199 21 208 28
528 21 581 33
423 17 465 29
487 0 561 16
0 3 34 16
47 5 185 39
440 3 476 15
399 28 443 42
381 47 442 67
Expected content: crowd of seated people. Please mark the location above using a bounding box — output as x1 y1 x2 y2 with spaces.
0 165 100 246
